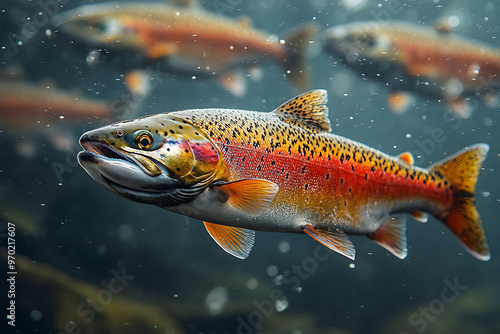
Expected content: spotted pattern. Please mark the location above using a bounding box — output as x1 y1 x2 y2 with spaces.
172 107 453 230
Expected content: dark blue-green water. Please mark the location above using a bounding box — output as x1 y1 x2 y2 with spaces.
1 1 499 333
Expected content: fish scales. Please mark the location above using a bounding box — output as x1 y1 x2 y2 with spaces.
175 108 453 232
77 90 490 261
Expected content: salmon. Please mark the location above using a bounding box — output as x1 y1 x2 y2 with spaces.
0 80 111 126
77 90 490 261
323 21 500 117
52 2 316 95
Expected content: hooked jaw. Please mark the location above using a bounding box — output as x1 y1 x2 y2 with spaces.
77 132 182 205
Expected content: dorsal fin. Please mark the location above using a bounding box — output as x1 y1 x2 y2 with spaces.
238 16 252 28
168 0 198 8
397 151 414 165
434 17 453 35
272 89 331 133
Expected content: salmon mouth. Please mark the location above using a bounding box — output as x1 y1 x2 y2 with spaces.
77 132 200 207
79 136 134 163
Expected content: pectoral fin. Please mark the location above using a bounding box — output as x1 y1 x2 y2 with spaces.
204 221 255 259
215 179 279 215
302 223 355 260
387 91 415 114
368 217 407 259
412 211 428 223
219 70 247 98
146 43 178 59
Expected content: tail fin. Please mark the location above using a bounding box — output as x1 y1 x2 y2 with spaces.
430 144 490 261
282 24 317 90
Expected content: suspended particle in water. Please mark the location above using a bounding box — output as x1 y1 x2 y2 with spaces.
278 241 290 253
246 278 258 290
266 265 278 277
205 286 228 315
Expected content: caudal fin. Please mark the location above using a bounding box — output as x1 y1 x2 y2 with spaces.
282 24 317 90
430 144 490 261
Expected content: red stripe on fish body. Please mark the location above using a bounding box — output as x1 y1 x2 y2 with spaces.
175 108 452 234
78 89 490 260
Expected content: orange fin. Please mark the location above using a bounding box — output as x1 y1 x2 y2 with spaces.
412 211 428 223
397 151 414 166
125 70 151 97
146 43 178 59
273 89 330 132
368 217 407 259
302 223 355 260
430 144 490 260
219 71 247 98
434 17 454 34
387 91 414 114
215 179 279 215
447 97 472 118
204 221 255 259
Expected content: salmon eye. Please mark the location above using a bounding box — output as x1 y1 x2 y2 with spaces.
133 130 154 150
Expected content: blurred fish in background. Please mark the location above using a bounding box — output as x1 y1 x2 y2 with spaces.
0 70 150 155
51 1 317 97
323 20 500 117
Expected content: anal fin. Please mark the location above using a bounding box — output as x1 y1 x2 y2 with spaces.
368 217 407 259
302 223 355 260
204 221 255 259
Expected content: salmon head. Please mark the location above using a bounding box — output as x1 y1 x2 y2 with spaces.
52 3 143 49
77 113 224 207
323 22 405 70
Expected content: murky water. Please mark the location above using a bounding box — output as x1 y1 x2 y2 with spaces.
1 1 499 333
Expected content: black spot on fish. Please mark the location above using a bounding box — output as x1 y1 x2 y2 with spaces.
326 173 329 180
170 129 175 134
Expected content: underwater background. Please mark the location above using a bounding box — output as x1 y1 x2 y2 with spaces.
1 0 499 333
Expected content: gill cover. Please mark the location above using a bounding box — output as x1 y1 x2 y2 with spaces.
126 114 224 205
